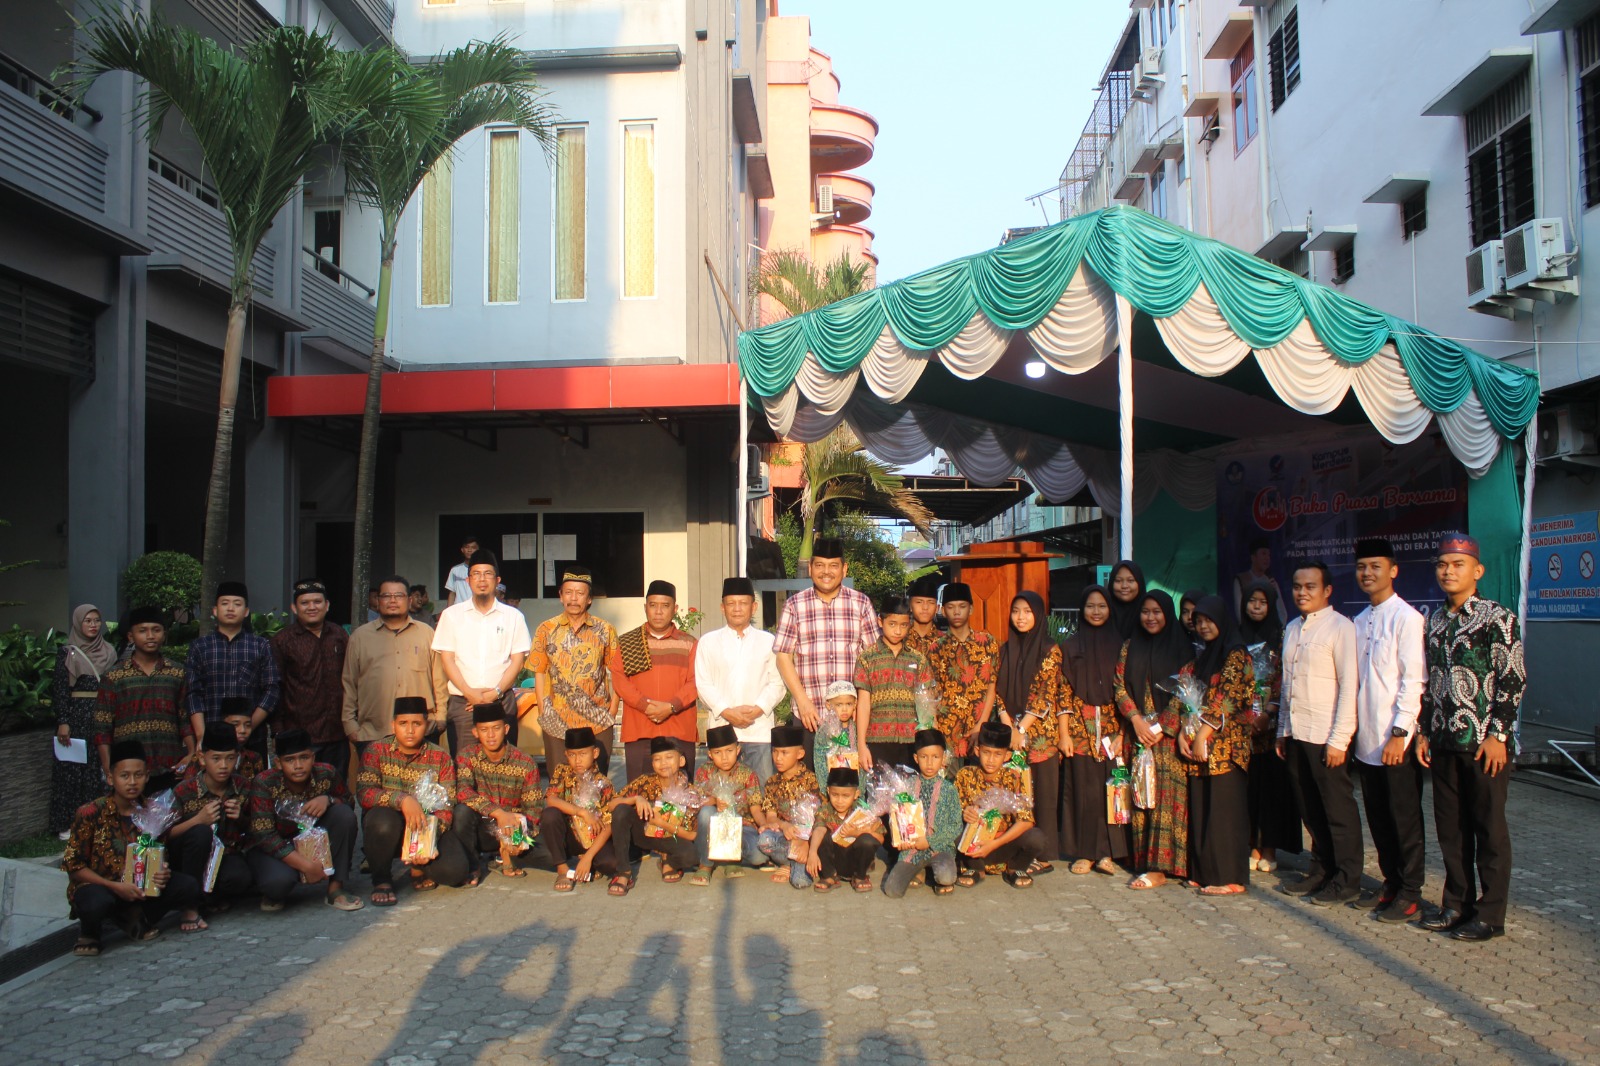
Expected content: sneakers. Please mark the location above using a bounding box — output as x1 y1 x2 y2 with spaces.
1308 882 1361 907
1373 898 1421 924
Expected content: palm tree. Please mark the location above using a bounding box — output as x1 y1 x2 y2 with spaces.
337 39 556 618
754 248 873 322
63 13 353 625
797 425 934 565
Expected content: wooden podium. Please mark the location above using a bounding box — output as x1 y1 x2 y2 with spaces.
938 540 1062 642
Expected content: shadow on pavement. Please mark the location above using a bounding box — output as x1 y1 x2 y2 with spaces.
711 878 825 1062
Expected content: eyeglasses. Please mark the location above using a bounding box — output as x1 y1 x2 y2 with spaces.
378 593 408 600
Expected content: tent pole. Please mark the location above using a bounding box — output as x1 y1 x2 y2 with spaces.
1517 423 1536 627
737 376 749 578
1116 294 1135 560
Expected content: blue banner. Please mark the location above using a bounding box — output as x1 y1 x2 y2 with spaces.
1527 511 1600 622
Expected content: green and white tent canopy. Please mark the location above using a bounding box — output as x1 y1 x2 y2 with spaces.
738 207 1540 518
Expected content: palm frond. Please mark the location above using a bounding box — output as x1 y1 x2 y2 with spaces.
801 426 933 537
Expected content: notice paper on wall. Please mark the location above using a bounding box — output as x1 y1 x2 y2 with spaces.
501 534 521 562
544 534 577 561
520 532 537 560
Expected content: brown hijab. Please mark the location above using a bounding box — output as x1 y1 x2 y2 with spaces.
65 604 116 684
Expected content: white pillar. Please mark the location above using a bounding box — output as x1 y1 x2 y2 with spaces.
1116 294 1135 560
1517 424 1537 627
737 376 749 576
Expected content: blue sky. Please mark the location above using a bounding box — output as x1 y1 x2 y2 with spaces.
788 0 1134 281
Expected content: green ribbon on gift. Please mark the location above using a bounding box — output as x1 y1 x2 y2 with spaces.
658 802 681 818
1110 767 1130 785
894 791 913 804
980 808 1003 830
507 827 534 848
133 832 156 855
1005 750 1026 771
828 731 850 749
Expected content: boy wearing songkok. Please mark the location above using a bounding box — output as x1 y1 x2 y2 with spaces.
246 728 361 911
755 724 821 888
955 721 1046 888
812 680 861 783
453 703 543 884
170 721 257 917
607 736 700 891
357 697 471 904
806 766 883 893
538 726 621 894
63 740 201 955
882 728 962 898
182 698 264 783
853 597 935 771
691 724 765 884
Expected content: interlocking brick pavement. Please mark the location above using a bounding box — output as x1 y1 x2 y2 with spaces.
4 777 1597 1065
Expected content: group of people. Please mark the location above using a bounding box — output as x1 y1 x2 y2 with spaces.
54 529 1524 957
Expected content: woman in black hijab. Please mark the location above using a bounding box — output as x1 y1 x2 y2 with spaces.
1237 578 1300 871
1114 590 1195 889
990 591 1067 872
1058 586 1131 874
1179 589 1205 639
1182 596 1255 895
1107 560 1146 639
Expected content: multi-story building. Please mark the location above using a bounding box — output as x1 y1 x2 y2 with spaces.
1047 0 1600 729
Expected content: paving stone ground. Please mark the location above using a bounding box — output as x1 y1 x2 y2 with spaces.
4 777 1598 1065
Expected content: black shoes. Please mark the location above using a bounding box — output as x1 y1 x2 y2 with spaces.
1279 876 1325 896
1450 919 1505 942
1374 899 1422 924
1308 882 1361 907
1418 907 1467 932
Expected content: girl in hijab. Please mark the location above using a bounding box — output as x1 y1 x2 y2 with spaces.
1179 590 1205 640
988 591 1069 873
50 605 117 835
1107 560 1146 640
1114 590 1195 889
1238 579 1300 871
1181 596 1256 895
1059 586 1131 875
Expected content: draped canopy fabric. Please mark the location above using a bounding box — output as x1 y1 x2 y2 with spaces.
739 206 1539 481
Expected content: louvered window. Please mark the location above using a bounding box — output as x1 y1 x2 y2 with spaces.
1465 75 1534 246
1268 3 1300 111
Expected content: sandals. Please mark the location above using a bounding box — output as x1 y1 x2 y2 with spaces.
1129 872 1167 890
410 876 439 892
259 898 285 912
1069 859 1095 875
370 886 398 907
1027 860 1054 876
325 892 364 911
1199 884 1248 896
74 936 101 957
851 877 873 893
956 871 981 888
661 867 684 884
608 875 634 897
769 865 792 884
813 877 839 893
500 864 527 878
178 916 206 934
932 883 955 896
553 873 575 892
1093 858 1119 876
689 870 712 887
1003 871 1034 889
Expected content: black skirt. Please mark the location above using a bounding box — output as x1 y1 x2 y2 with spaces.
1190 770 1250 888
1062 753 1131 862
1247 750 1304 854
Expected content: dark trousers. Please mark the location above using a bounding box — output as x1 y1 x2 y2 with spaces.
247 801 358 901
170 827 254 900
446 692 520 758
1431 748 1513 926
866 741 914 770
816 833 879 881
313 739 350 784
1286 739 1363 890
536 807 618 876
1026 754 1062 861
1358 756 1427 903
624 737 696 783
961 825 1047 873
452 803 525 876
611 804 699 872
74 873 200 938
542 727 614 778
361 806 471 887
1189 771 1250 888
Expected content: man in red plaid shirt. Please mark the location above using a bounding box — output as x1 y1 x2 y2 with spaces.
773 538 881 756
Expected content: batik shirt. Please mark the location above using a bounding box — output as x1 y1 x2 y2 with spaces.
530 614 620 733
356 741 457 827
759 767 820 821
852 640 935 743
1424 595 1525 754
94 657 189 771
456 744 542 819
1001 645 1067 763
1188 650 1255 776
693 763 762 825
814 800 882 839
547 764 613 828
61 797 139 908
183 748 262 787
927 630 997 751
618 770 694 804
954 766 1035 834
174 773 253 853
247 765 352 860
904 627 941 661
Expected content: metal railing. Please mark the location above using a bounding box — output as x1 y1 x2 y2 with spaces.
303 246 376 299
1058 70 1133 219
0 50 102 125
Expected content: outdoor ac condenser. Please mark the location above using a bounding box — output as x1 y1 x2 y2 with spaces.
1539 404 1599 461
1503 218 1577 298
1465 240 1507 307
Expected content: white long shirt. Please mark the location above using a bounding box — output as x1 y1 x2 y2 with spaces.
430 598 531 696
1352 593 1426 766
695 624 785 745
1278 605 1358 750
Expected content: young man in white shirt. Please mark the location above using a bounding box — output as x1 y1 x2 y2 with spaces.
443 534 479 609
1351 537 1428 924
1275 561 1362 906
432 550 531 757
696 577 786 782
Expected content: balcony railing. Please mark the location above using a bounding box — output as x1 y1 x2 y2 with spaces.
0 52 102 126
0 59 110 219
300 248 376 355
1059 71 1134 219
146 157 275 297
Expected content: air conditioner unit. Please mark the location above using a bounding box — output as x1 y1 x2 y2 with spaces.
1465 240 1507 307
1539 404 1599 460
815 184 834 214
1137 48 1164 93
745 444 771 497
1504 217 1577 298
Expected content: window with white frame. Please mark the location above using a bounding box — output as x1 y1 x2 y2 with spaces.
1578 14 1600 208
419 154 452 306
553 126 587 301
622 122 656 299
1231 39 1259 155
487 129 520 303
1268 1 1300 111
1465 74 1534 247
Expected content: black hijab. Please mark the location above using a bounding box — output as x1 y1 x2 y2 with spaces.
1061 585 1119 706
1122 590 1195 706
1107 559 1146 639
1180 589 1205 636
1192 594 1246 683
996 591 1052 720
1236 578 1283 650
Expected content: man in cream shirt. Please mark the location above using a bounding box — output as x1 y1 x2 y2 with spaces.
1351 537 1428 925
1275 560 1361 906
695 577 785 782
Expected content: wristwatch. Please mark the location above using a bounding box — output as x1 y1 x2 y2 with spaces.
1390 726 1408 739
491 687 503 699
1492 731 1509 743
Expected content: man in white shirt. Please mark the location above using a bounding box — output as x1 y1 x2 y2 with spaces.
696 577 786 782
443 534 479 609
1351 537 1428 925
432 550 531 757
1275 561 1362 906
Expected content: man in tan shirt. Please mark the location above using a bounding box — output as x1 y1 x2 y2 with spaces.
343 575 444 757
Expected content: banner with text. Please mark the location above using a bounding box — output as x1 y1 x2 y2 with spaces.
1216 435 1469 617
1527 511 1600 621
